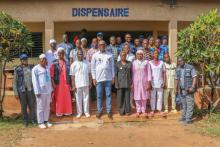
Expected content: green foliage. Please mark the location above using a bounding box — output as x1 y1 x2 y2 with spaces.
176 9 220 75
0 11 33 117
0 11 33 62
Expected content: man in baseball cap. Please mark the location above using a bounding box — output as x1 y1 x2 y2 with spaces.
13 53 37 127
19 53 28 60
97 32 104 42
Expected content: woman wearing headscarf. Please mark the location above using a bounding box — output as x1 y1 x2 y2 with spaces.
132 50 151 117
50 47 72 117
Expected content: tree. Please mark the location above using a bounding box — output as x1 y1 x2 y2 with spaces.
176 9 220 113
0 11 33 117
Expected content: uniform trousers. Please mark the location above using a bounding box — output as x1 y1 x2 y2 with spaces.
180 92 194 122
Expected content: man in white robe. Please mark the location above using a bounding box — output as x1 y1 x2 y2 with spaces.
32 54 53 129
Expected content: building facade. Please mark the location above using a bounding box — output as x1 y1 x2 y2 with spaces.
0 0 220 59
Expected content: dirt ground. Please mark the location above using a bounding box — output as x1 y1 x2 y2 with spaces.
13 117 220 147
3 94 220 147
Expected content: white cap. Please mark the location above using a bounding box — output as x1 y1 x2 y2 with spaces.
136 49 144 55
39 54 46 59
57 47 65 52
49 39 56 44
81 38 87 42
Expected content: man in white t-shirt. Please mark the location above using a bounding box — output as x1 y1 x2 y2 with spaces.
70 50 91 118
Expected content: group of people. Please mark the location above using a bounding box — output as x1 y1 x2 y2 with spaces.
13 32 197 129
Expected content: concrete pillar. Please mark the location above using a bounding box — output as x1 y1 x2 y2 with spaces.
44 20 54 51
153 30 158 39
168 20 177 61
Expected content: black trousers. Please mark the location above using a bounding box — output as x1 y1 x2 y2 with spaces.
90 84 97 101
18 90 37 123
117 88 130 115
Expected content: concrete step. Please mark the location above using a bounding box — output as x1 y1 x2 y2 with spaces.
50 112 180 123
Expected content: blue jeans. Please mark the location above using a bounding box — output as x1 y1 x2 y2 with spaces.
96 81 112 113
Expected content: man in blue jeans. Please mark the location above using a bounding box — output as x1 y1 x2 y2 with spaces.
91 40 115 119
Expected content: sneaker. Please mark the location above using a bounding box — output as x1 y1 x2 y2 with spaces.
76 114 82 118
38 124 47 129
46 122 53 127
85 113 90 118
171 109 178 114
164 110 169 113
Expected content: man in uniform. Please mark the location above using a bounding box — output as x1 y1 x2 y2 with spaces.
175 57 197 124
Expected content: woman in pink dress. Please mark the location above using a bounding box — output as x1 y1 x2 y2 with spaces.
132 50 151 117
50 47 72 117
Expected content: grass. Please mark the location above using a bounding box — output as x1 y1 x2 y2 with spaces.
0 117 22 129
0 117 24 147
195 113 220 137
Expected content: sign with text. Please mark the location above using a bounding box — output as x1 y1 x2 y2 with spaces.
72 8 129 17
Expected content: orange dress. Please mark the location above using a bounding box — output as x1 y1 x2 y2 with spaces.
50 60 72 116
